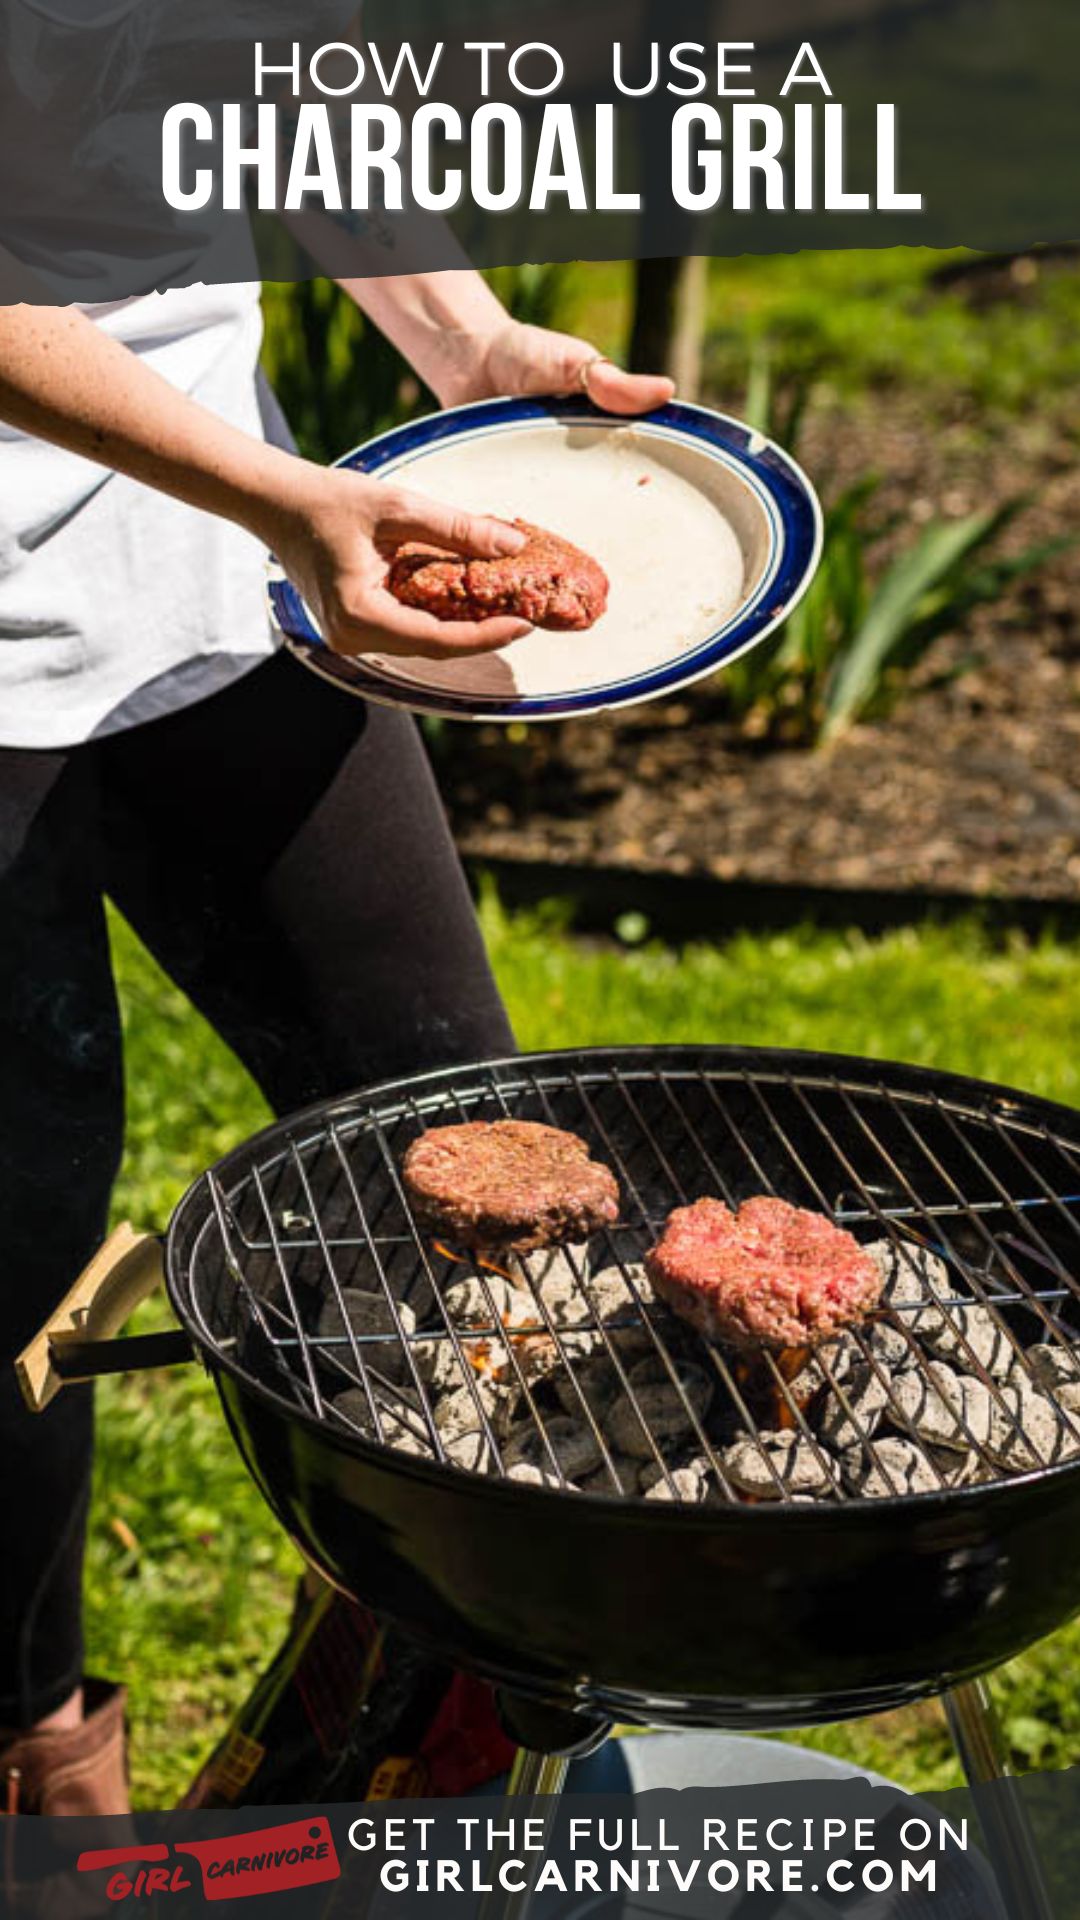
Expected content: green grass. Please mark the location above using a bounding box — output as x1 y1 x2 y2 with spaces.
701 251 1080 414
557 250 1080 415
91 899 1080 1805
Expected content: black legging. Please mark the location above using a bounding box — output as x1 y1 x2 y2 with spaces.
0 650 514 1726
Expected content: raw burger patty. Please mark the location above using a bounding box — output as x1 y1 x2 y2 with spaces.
386 520 609 632
401 1120 619 1252
646 1195 883 1351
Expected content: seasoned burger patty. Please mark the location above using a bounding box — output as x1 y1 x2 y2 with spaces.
401 1120 620 1252
386 520 609 632
646 1195 883 1351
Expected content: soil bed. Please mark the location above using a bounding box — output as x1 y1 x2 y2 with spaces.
435 390 1080 902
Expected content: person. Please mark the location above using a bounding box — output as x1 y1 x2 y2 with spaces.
0 262 672 1816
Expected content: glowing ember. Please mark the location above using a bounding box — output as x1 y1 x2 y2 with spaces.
478 1251 518 1286
431 1238 518 1288
734 1346 813 1432
432 1240 465 1266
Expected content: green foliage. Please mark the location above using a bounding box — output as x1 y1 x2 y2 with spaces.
261 265 573 466
258 249 1080 473
723 352 1072 745
699 247 1080 413
94 901 1080 1803
820 501 1070 743
261 280 426 464
728 481 1069 747
484 263 571 330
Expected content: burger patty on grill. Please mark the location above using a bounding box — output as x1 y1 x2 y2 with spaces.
646 1196 883 1351
401 1120 620 1252
386 521 609 631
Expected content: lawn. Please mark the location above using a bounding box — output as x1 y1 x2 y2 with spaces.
90 895 1080 1807
547 249 1080 415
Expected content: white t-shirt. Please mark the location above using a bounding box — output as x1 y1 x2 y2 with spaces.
0 0 344 749
0 283 279 748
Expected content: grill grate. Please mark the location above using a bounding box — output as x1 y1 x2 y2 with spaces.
182 1057 1080 1506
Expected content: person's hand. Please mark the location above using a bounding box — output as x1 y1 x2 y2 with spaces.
260 463 530 661
446 320 675 414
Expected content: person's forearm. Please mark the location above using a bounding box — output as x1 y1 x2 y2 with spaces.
335 269 507 406
0 303 302 545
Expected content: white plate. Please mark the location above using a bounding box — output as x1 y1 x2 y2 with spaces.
268 395 822 723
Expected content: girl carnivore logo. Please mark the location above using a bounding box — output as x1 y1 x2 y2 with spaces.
75 1846 191 1902
77 1820 340 1901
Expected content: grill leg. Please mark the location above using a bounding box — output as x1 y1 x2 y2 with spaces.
944 1680 1054 1920
507 1749 571 1799
476 1747 573 1920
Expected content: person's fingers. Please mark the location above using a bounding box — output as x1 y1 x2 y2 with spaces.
380 491 527 560
329 590 531 660
531 330 674 413
582 360 676 415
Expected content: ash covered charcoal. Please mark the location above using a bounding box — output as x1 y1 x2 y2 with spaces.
589 1264 655 1323
863 1318 917 1370
865 1242 1017 1382
784 1332 860 1399
516 1258 647 1339
837 1436 967 1499
503 1416 603 1482
1025 1342 1080 1412
722 1430 838 1499
513 1243 591 1291
506 1327 596 1387
551 1340 671 1421
888 1362 974 1451
417 1269 548 1388
434 1377 514 1443
922 1302 1019 1381
506 1462 570 1490
986 1381 1080 1469
578 1454 642 1497
553 1351 622 1418
952 1375 999 1449
605 1358 713 1459
817 1362 892 1450
402 1119 619 1254
640 1455 712 1503
316 1290 417 1386
1038 1413 1080 1468
591 1259 656 1309
521 1268 594 1330
427 1274 603 1392
327 1386 434 1457
866 1238 953 1336
441 1273 519 1324
442 1429 497 1473
412 1336 472 1396
889 1361 1016 1455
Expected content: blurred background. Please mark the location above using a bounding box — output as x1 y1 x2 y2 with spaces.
96 248 1080 1803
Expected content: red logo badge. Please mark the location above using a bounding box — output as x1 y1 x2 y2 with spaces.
78 1819 341 1902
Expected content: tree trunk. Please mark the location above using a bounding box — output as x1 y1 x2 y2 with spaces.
628 258 683 376
628 257 707 401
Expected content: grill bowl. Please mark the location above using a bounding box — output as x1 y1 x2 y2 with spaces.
167 1046 1080 1730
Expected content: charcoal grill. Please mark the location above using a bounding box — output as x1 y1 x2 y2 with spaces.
19 1045 1080 1916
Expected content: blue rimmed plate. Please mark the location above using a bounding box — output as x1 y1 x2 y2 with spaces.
267 395 822 723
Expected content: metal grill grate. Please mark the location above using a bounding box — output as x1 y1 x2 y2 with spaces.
181 1055 1080 1506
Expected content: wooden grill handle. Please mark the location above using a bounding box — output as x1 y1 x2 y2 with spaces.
16 1223 169 1413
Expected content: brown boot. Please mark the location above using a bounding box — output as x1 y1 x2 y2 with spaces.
1 1681 130 1816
